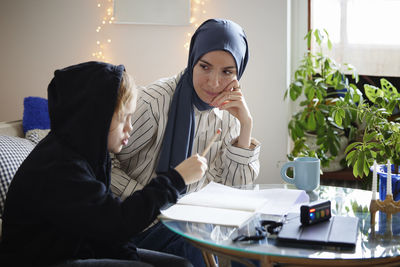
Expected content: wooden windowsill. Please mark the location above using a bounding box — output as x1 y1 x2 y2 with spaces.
321 167 371 190
321 168 357 182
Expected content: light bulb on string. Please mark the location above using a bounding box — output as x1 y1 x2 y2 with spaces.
184 0 210 51
92 0 114 61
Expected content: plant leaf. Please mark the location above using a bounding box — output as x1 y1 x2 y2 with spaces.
314 29 322 46
334 111 343 126
316 110 325 125
363 132 376 143
307 88 315 101
363 159 370 176
346 150 356 161
338 108 345 118
327 39 332 50
357 151 365 178
353 160 359 177
381 78 398 95
364 84 383 104
307 112 317 131
345 142 362 154
305 30 312 49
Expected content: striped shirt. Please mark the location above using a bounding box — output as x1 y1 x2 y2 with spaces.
111 71 260 200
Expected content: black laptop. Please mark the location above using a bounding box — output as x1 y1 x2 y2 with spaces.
276 215 359 251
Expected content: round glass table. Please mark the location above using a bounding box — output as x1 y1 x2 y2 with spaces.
161 184 400 267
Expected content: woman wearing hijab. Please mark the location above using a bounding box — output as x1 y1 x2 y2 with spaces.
0 62 208 267
112 19 260 266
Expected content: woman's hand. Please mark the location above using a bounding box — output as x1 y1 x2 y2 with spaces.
210 80 253 148
175 154 208 185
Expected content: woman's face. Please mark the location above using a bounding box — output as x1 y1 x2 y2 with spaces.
192 50 237 104
107 97 136 153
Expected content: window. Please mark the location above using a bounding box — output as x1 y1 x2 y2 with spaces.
311 0 400 77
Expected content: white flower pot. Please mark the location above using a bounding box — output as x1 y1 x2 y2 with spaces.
304 132 349 172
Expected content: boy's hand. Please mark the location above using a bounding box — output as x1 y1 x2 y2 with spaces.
175 154 208 185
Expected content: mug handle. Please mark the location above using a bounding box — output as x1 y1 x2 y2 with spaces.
280 161 295 184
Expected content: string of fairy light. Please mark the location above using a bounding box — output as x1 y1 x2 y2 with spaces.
93 0 209 60
185 0 210 50
93 0 114 62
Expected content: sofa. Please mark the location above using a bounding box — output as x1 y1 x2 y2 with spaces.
0 115 53 233
0 120 33 239
0 96 55 239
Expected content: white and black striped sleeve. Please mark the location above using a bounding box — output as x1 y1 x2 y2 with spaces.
209 115 260 187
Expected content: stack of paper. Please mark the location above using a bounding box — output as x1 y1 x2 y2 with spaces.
160 182 309 227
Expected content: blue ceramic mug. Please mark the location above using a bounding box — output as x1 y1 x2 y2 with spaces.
280 157 320 191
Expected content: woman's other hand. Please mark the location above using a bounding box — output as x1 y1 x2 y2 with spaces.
175 154 208 185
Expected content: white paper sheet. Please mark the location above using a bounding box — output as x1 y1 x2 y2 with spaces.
160 205 254 227
177 182 268 211
257 189 309 215
160 182 310 227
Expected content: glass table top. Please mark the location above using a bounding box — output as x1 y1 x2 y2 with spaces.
161 184 400 261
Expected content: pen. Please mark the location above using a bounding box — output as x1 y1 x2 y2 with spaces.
201 128 222 157
195 128 221 191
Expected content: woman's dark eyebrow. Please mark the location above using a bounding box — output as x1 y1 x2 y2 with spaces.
199 59 236 69
199 59 212 65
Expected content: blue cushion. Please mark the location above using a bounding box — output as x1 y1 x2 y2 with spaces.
23 96 50 134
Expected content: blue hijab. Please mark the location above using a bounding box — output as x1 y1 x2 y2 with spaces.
156 19 249 174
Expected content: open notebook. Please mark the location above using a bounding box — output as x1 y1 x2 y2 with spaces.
160 182 309 227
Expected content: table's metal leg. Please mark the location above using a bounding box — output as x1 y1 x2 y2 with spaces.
260 256 273 267
218 257 231 267
189 239 272 267
199 247 261 267
201 250 218 267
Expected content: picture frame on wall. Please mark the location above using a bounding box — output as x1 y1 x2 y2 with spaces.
113 0 191 25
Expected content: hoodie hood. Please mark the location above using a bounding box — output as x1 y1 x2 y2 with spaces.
47 61 125 175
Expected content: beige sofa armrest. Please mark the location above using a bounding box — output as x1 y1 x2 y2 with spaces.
0 120 23 137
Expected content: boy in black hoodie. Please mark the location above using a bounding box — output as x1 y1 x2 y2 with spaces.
0 61 207 267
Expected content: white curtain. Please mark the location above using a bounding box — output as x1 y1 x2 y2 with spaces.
311 0 400 77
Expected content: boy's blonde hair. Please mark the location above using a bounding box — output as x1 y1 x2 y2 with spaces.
115 71 136 120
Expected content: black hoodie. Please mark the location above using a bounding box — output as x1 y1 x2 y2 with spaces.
0 62 186 266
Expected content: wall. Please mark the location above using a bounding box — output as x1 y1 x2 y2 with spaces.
286 0 309 154
0 0 289 184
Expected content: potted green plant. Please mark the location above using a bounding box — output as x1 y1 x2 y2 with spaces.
285 29 362 170
343 78 400 200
